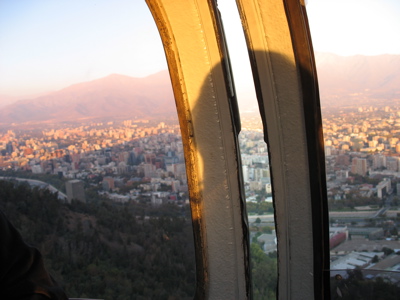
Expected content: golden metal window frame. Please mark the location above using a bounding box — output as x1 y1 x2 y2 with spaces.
146 1 329 299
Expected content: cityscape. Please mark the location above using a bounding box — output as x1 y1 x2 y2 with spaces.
3 99 400 297
0 116 270 206
0 113 277 298
3 103 400 237
1 0 400 298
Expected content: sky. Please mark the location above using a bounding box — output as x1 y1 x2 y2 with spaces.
0 0 399 99
306 0 400 56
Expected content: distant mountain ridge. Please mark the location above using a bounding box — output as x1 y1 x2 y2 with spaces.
315 53 400 107
1 53 400 124
0 71 176 124
0 94 18 109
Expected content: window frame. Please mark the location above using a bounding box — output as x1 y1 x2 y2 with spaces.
146 0 330 299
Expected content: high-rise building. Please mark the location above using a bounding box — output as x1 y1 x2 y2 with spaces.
242 165 249 182
372 154 386 170
117 162 128 174
66 180 86 203
351 157 367 176
102 177 115 191
336 155 350 166
377 178 391 199
386 157 399 172
143 163 156 178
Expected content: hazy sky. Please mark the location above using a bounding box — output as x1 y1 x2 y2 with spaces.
306 0 400 56
0 0 399 99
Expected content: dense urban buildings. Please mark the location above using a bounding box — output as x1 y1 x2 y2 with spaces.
2 104 400 291
0 117 274 206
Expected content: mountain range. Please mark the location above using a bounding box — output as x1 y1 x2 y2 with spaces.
315 53 400 107
0 53 400 125
0 71 176 125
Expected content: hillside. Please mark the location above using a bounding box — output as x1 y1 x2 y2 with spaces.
0 179 195 299
315 53 400 108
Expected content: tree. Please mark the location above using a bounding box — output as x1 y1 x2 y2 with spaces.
0 180 196 299
371 255 379 263
261 226 274 234
382 247 394 256
251 243 277 299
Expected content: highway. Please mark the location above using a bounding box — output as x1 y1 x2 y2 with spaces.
248 214 275 223
0 176 68 201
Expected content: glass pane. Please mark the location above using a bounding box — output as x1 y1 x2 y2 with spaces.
218 2 277 298
307 1 400 298
0 1 195 299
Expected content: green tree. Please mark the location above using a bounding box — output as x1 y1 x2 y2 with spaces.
0 180 196 299
251 243 277 299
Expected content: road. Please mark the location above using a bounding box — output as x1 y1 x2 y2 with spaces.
0 176 68 201
248 214 275 223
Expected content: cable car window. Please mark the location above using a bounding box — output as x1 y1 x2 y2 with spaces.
0 1 196 299
307 1 400 298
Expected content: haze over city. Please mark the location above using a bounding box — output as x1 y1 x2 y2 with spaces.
1 1 400 299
